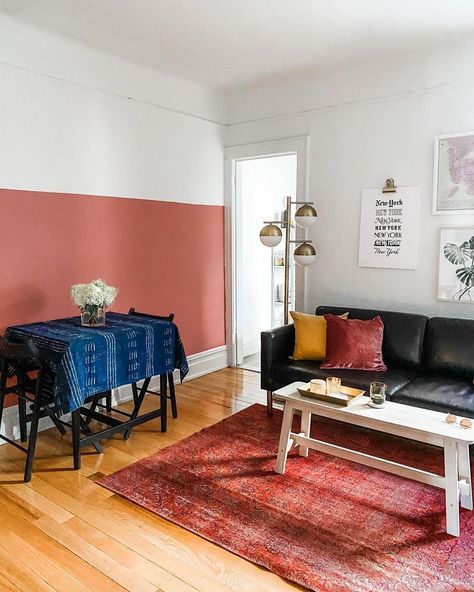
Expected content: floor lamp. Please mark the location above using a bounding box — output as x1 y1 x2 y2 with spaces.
259 196 317 324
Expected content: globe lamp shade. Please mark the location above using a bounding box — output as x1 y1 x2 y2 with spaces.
294 204 317 229
293 242 316 266
259 224 282 248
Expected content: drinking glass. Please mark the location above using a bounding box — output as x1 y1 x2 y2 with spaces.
370 382 387 407
326 377 341 395
310 379 326 394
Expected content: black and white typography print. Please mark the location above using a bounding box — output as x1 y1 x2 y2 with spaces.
358 187 421 269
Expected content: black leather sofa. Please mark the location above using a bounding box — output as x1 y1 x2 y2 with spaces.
261 305 474 419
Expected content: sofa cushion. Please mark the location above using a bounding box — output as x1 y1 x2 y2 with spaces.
273 360 416 397
424 317 474 379
391 375 474 419
316 306 428 369
321 314 387 371
290 311 348 361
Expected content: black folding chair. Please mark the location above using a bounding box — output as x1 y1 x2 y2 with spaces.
0 336 80 482
128 308 178 426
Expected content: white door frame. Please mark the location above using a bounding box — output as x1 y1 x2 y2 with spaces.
224 136 309 367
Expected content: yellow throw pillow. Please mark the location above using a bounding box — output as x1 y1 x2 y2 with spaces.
290 311 348 361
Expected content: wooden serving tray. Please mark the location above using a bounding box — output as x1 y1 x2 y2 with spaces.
297 382 365 406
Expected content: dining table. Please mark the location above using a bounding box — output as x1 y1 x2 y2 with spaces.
5 312 189 459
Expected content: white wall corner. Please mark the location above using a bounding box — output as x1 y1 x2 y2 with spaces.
0 14 226 126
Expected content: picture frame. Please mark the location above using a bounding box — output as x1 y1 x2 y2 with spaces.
433 132 474 215
438 227 474 303
358 186 421 270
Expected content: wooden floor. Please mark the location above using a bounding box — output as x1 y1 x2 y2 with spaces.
0 368 300 592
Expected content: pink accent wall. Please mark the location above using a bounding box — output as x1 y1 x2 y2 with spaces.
0 188 226 355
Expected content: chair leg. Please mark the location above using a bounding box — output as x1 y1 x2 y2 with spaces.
105 390 113 412
124 378 151 440
131 383 139 405
18 395 28 442
168 373 177 419
79 417 103 454
43 404 67 436
160 374 168 433
85 392 101 425
0 384 6 439
71 409 81 470
24 395 42 483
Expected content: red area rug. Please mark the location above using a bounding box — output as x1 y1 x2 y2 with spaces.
99 404 474 592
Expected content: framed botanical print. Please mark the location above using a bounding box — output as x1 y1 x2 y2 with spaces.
438 227 474 302
433 132 474 215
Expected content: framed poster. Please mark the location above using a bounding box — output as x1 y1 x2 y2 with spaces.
433 132 474 215
438 227 474 302
358 186 421 270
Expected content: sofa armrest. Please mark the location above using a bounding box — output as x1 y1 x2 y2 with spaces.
260 324 295 391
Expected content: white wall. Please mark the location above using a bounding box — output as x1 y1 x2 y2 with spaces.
0 15 225 205
227 52 474 320
239 155 296 354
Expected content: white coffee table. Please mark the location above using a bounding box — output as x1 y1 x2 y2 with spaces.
274 381 474 537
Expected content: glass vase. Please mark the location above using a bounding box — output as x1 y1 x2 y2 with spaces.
80 305 106 327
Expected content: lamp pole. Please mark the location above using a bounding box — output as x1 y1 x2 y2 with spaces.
260 196 317 325
283 195 291 325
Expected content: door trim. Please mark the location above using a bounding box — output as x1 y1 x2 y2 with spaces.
224 136 309 367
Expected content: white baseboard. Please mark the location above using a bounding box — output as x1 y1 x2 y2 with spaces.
0 345 228 446
243 337 260 358
0 405 55 444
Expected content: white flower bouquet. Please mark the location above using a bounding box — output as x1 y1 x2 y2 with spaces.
71 279 118 326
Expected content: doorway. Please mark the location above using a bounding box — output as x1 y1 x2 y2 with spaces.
236 154 297 371
225 136 308 370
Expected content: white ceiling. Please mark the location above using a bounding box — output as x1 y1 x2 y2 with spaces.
2 0 474 91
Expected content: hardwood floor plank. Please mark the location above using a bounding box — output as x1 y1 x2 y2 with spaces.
1 479 73 523
0 530 92 592
66 516 211 592
0 544 57 592
35 515 157 592
0 368 299 592
0 571 22 592
0 496 126 591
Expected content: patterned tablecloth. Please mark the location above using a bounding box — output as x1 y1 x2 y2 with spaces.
5 312 188 415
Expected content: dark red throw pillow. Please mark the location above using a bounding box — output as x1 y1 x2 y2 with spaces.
321 314 387 371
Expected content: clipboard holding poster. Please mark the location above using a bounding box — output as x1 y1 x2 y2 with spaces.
358 186 421 270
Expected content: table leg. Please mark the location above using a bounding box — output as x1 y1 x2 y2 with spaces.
267 390 273 416
160 374 168 433
72 409 81 471
457 442 473 511
275 402 294 475
444 439 460 536
299 409 311 458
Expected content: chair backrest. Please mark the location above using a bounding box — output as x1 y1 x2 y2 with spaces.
0 336 40 363
0 336 41 391
128 308 175 322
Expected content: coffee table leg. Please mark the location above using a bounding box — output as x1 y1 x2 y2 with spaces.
457 442 473 511
299 410 311 458
444 439 460 536
275 402 294 475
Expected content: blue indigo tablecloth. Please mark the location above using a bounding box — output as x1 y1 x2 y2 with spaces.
5 312 188 415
